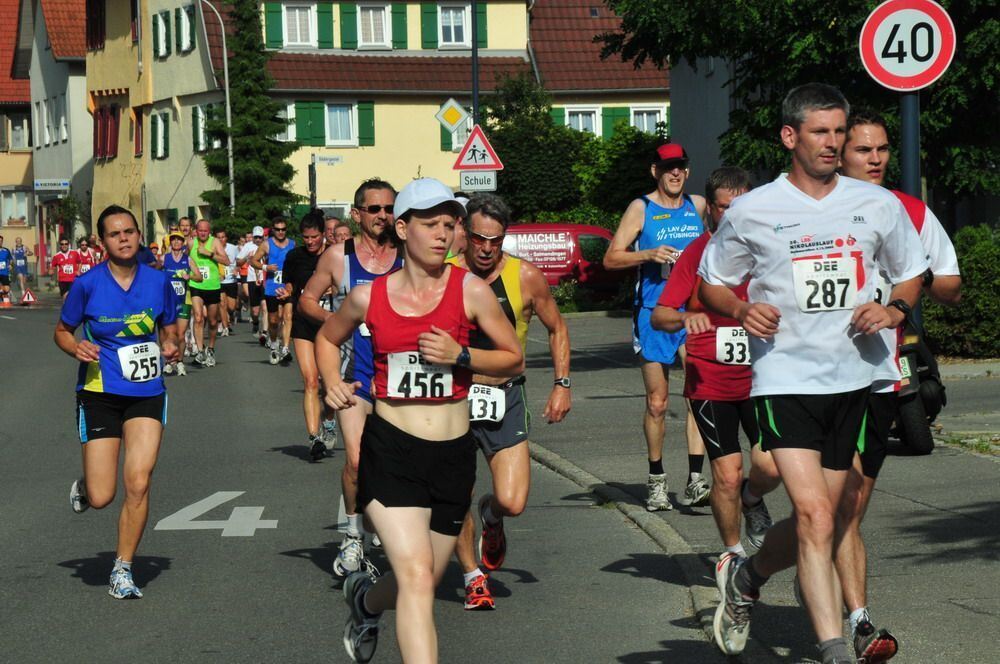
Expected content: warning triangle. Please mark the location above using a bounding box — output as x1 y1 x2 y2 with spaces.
452 125 504 171
20 288 36 305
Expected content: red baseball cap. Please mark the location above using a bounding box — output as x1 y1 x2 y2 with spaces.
653 143 689 167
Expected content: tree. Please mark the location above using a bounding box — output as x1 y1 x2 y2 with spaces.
201 0 299 235
600 0 1000 223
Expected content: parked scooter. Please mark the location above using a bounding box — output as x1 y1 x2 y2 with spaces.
892 319 947 455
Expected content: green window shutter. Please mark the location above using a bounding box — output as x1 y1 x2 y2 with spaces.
163 12 172 56
602 107 628 138
152 14 160 56
264 3 283 48
340 3 357 49
295 101 312 144
187 6 196 51
175 8 182 52
440 124 451 151
549 107 565 125
146 211 155 236
391 4 407 49
357 101 375 146
475 3 487 48
168 208 179 225
310 102 326 146
420 3 437 49
161 112 170 158
317 2 334 48
150 113 159 158
187 206 196 220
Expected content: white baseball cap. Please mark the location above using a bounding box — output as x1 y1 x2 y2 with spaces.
394 178 466 220
252 225 264 237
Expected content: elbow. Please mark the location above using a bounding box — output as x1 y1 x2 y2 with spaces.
650 307 680 333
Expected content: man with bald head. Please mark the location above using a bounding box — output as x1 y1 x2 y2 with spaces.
188 219 230 367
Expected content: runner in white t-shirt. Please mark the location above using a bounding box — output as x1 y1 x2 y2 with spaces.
833 110 961 662
698 84 927 664
238 229 265 339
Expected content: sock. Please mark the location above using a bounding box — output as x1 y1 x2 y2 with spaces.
113 558 132 572
849 607 870 633
688 454 704 478
648 458 664 475
346 513 362 538
741 479 762 507
818 637 851 664
726 543 747 558
463 568 485 586
482 500 500 525
734 555 769 595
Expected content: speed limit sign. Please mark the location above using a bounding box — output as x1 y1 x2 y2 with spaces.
859 0 956 91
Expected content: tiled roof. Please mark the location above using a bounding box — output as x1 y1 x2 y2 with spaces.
529 0 669 92
40 0 87 60
0 0 29 102
202 3 528 93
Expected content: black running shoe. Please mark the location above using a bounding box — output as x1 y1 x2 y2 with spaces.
309 435 326 462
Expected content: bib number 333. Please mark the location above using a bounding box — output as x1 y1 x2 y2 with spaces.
387 352 453 399
117 342 161 382
792 257 857 312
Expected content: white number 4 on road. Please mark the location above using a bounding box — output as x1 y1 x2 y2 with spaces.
155 491 278 537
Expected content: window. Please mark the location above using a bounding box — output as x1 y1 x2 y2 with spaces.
566 107 599 135
358 4 390 48
41 100 51 146
153 11 171 58
276 103 295 142
631 106 666 134
86 0 107 50
326 103 355 146
58 96 68 142
93 105 120 159
8 112 30 149
134 109 143 157
177 5 196 52
2 191 29 226
439 4 470 47
448 115 472 151
151 112 170 159
130 0 140 42
284 5 316 47
193 105 207 152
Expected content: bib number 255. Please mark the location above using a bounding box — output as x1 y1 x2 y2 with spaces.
117 342 162 382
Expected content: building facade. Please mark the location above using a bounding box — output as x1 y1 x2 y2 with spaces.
1 0 34 270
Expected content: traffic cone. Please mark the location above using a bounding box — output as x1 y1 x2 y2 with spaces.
0 292 11 308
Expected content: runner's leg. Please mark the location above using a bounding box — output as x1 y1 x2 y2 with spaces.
116 417 163 562
640 360 669 465
191 295 207 351
82 437 122 509
709 453 744 548
835 457 873 614
338 401 373 517
293 338 322 437
281 303 293 349
206 303 220 350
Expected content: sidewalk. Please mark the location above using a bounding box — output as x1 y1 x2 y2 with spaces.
523 315 1000 663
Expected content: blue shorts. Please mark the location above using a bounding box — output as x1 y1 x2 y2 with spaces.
15 262 29 275
632 307 686 364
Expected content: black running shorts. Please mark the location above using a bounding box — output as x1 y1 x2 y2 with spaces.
860 391 895 479
265 295 290 313
190 287 221 306
59 281 73 296
291 313 321 342
76 390 167 444
690 398 759 462
753 387 869 471
357 413 476 536
220 282 238 299
248 282 265 304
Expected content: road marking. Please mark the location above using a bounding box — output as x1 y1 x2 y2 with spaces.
155 491 278 536
1 315 15 320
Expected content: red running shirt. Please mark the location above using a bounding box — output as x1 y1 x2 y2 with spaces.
367 265 473 402
658 232 751 401
52 250 80 283
78 249 97 274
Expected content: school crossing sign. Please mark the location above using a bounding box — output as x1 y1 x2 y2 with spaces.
859 0 956 91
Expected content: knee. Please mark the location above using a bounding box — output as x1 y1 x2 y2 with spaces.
123 471 152 501
303 374 320 392
496 492 527 517
645 394 669 419
395 560 436 595
344 457 360 478
88 488 116 509
712 462 743 496
796 503 836 543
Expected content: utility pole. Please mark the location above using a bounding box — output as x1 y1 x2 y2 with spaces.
201 0 236 215
471 0 479 124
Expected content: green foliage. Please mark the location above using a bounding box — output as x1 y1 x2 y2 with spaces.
576 122 663 215
201 0 300 237
52 189 92 241
535 204 618 230
601 0 1000 206
923 225 1000 358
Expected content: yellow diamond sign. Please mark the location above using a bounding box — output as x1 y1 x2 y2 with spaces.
435 98 470 133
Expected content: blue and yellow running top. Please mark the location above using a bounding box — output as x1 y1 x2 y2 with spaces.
60 262 178 397
634 194 703 309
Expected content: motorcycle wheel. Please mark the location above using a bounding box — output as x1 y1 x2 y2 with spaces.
896 393 935 455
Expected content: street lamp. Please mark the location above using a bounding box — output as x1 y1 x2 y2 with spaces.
200 0 235 215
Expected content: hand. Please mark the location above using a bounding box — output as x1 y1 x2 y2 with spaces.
739 302 781 338
851 302 898 335
267 264 278 273
648 245 681 265
275 286 290 299
683 312 715 335
417 325 461 365
161 340 180 364
542 386 571 424
75 340 101 363
324 380 362 410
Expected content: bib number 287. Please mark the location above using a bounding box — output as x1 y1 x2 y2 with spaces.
792 258 857 312
387 352 452 399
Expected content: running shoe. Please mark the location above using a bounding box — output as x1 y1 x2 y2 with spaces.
176 361 187 377
334 534 365 578
343 571 380 663
194 350 206 366
252 320 259 334
854 618 898 663
712 554 756 655
715 551 739 596
269 348 280 365
258 332 267 347
205 348 216 367
682 475 711 507
219 326 229 337
646 473 672 512
217 323 224 334
227 326 234 336
742 484 773 550
70 478 89 514
108 566 143 599
279 346 292 365
478 494 507 571
162 362 175 376
309 434 326 462
322 419 338 447
464 573 496 611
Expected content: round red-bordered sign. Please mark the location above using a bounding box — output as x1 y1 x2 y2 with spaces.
859 0 956 91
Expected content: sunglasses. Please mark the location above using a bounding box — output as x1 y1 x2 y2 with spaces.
359 204 394 215
468 231 505 248
272 227 287 232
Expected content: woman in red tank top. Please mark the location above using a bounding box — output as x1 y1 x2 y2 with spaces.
316 178 522 663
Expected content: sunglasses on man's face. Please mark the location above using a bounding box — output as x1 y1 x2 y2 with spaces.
273 227 287 232
359 204 394 215
468 231 505 248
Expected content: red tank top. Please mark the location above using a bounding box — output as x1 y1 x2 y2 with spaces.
367 265 472 401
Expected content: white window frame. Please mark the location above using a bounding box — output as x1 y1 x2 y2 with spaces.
357 3 391 49
154 12 170 58
283 3 318 48
630 105 667 134
2 190 29 225
450 114 472 152
32 102 41 148
438 3 471 48
40 99 51 145
9 112 30 149
276 102 296 142
325 102 358 147
193 105 207 152
318 201 351 220
564 105 601 136
178 5 195 52
58 95 68 142
153 113 166 159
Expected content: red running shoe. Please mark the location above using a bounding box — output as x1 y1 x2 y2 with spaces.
477 494 506 571
463 573 495 611
854 620 898 663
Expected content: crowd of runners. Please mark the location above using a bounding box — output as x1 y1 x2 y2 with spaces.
51 81 962 664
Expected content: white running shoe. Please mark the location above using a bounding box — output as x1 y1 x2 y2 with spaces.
175 362 188 376
646 473 672 511
269 348 279 365
334 535 366 578
162 362 175 376
742 490 773 551
682 475 711 507
108 565 143 599
70 478 90 514
713 554 756 655
343 571 380 663
205 348 217 367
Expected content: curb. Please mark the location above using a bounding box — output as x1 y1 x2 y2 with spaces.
529 442 779 663
559 309 631 320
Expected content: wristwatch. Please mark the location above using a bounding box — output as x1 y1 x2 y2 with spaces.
922 269 935 287
456 346 471 368
886 299 912 321
553 377 571 388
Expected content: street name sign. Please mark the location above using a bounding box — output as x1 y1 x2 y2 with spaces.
859 0 956 91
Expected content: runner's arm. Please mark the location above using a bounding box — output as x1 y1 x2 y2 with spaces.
299 245 343 323
691 194 708 222
250 243 267 270
54 320 100 362
316 285 369 408
603 199 650 270
213 243 230 265
524 261 571 423
187 257 203 282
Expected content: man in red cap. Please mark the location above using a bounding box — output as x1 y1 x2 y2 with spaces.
603 143 709 512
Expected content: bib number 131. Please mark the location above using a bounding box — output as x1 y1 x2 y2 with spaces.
387 352 453 399
792 258 857 312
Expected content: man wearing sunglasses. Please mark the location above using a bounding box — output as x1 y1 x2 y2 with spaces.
447 193 571 610
252 217 296 365
299 178 401 578
51 237 81 299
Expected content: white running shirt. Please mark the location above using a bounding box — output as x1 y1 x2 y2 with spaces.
221 243 239 284
699 174 928 397
238 242 258 282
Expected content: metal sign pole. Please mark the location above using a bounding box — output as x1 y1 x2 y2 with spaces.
900 91 921 198
471 0 480 125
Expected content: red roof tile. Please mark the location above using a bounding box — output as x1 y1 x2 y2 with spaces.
529 0 668 92
0 0 29 102
40 0 87 60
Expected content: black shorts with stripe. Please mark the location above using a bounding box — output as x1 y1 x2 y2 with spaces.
690 398 759 462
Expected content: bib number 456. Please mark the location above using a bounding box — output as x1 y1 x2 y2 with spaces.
387 351 453 399
395 371 447 399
